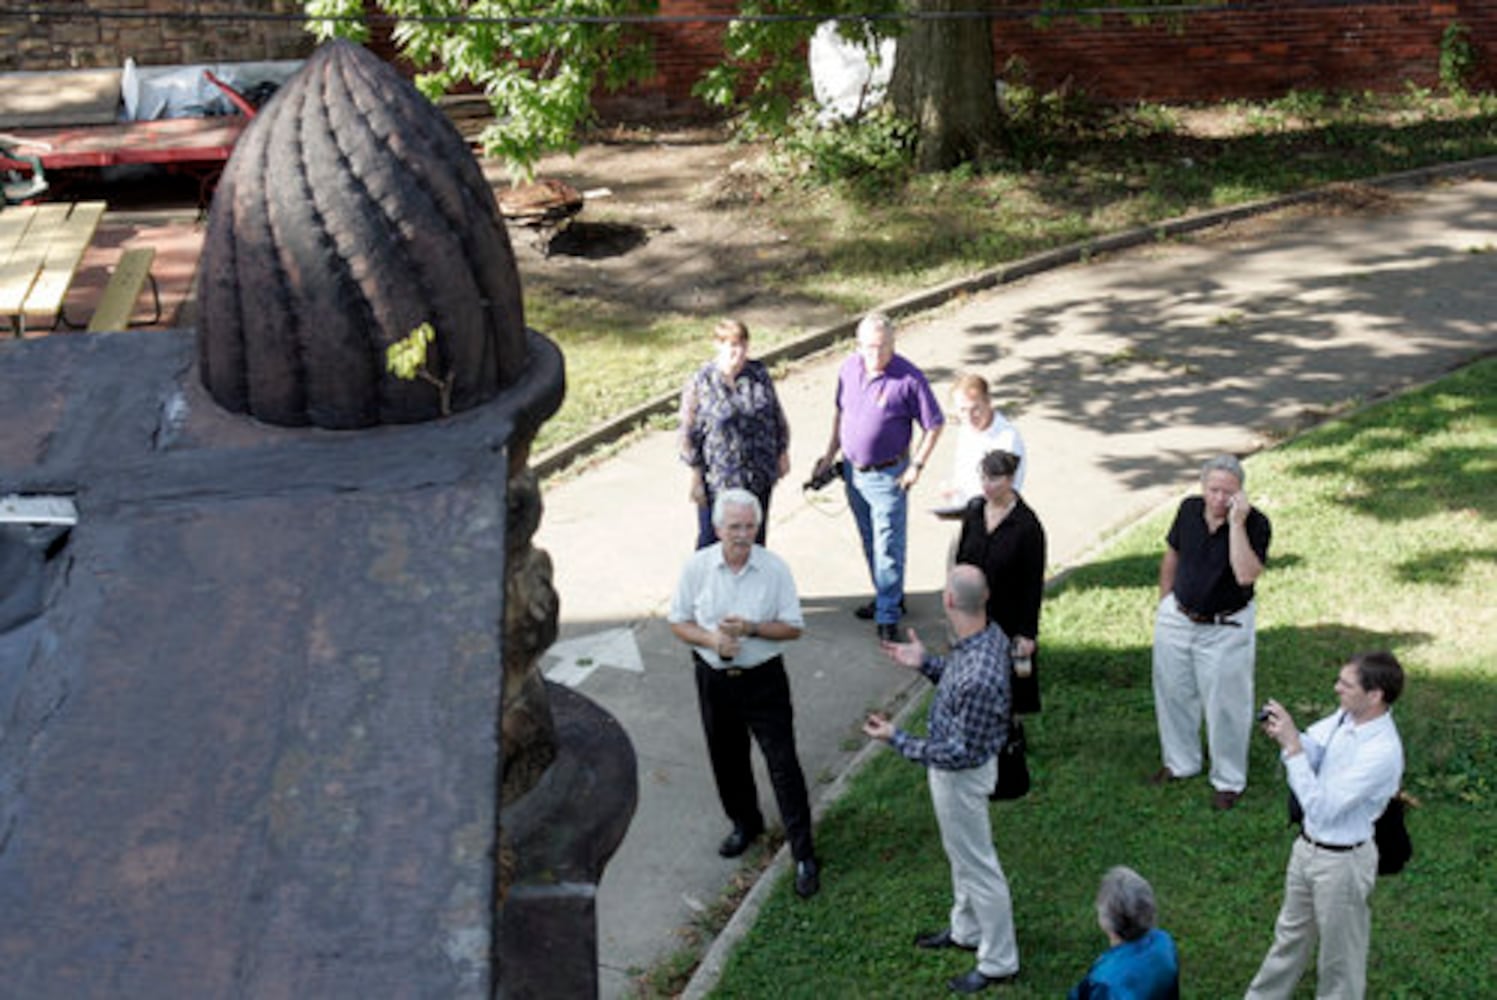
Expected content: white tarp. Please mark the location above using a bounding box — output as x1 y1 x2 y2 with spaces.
120 59 303 121
808 20 896 124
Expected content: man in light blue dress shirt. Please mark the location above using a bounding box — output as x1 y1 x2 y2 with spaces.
1246 651 1405 1000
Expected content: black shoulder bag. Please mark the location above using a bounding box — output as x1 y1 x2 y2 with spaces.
990 717 1030 801
1287 790 1412 876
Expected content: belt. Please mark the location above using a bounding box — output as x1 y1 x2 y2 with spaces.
1300 832 1364 852
853 456 903 473
694 651 780 678
1176 601 1245 626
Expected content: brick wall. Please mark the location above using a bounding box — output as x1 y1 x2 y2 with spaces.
5 2 1492 106
610 0 1496 110
0 1 312 74
988 0 1497 101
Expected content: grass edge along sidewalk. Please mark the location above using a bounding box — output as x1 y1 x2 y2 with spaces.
691 357 1496 998
534 156 1497 483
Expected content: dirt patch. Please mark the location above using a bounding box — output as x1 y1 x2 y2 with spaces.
482 128 846 335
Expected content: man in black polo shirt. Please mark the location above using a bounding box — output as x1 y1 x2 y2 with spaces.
1150 454 1271 810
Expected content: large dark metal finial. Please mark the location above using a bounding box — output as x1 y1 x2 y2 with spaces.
196 39 529 428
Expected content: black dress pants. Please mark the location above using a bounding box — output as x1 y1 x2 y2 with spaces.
693 653 815 862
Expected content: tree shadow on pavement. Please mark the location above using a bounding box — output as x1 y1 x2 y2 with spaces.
946 208 1497 500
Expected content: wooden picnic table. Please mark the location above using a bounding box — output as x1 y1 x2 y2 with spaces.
0 200 106 336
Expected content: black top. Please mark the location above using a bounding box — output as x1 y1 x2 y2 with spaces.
1166 496 1272 614
955 495 1046 641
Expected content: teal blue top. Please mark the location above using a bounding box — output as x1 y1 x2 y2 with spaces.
1069 927 1179 1000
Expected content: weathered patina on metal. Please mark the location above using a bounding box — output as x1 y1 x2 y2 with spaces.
0 39 635 999
197 40 529 430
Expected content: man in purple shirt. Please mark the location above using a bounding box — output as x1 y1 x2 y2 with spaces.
813 312 944 640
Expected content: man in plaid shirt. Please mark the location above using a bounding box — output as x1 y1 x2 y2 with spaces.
865 564 1020 994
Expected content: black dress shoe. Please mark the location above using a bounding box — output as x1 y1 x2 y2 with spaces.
948 968 1017 993
855 598 906 620
794 858 820 899
717 824 762 858
914 928 976 951
877 622 900 643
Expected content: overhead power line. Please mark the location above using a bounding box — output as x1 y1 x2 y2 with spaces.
0 1 1427 31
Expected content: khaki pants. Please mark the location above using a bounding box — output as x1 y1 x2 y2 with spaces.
1152 593 1256 792
928 760 1019 978
1245 837 1379 1000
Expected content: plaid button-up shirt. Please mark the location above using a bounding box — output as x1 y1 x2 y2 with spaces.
892 623 1011 771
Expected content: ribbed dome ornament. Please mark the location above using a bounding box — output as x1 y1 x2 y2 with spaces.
196 39 528 428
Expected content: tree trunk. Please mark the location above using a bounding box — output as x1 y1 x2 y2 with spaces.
888 0 1001 172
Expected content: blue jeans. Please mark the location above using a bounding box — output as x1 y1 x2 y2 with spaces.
844 459 908 624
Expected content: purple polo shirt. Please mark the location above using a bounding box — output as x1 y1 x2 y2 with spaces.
835 353 945 466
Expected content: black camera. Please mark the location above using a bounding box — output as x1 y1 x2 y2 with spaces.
1256 704 1273 723
804 460 844 492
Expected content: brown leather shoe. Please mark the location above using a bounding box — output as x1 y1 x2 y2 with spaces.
1148 767 1176 786
1213 789 1242 810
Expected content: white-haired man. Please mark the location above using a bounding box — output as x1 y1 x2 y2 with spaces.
812 311 944 641
667 489 819 898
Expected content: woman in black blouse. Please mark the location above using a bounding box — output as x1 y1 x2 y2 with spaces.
955 449 1046 714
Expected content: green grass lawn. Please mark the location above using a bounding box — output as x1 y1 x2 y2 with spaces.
706 358 1497 997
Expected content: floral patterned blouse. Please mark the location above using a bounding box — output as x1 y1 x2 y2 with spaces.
679 359 789 497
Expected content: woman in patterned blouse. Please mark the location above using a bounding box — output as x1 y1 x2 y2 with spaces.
678 319 791 549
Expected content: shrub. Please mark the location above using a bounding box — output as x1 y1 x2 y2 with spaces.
1439 22 1476 95
774 103 916 196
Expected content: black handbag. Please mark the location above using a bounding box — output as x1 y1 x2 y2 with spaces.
990 718 1030 801
1372 794 1413 875
1287 789 1412 876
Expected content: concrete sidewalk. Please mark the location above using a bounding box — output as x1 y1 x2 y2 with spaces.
532 172 1497 997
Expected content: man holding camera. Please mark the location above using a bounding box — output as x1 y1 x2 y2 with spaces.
1246 651 1405 1000
667 489 820 898
1151 454 1271 810
812 312 944 641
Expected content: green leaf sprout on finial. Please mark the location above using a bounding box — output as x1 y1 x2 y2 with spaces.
386 322 453 416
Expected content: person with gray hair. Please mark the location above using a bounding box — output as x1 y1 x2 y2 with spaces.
1070 866 1180 999
864 565 1020 993
667 488 820 898
812 310 945 641
1150 453 1272 810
